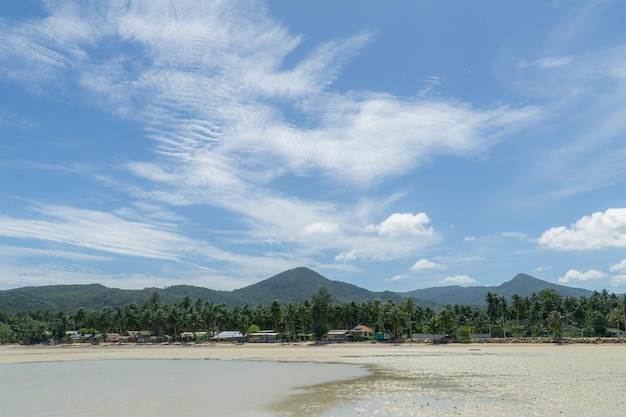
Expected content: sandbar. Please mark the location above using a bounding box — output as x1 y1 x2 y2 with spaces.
1 342 624 416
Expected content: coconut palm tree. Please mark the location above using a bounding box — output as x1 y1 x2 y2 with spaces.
270 300 281 333
436 307 454 336
547 311 564 342
402 298 415 340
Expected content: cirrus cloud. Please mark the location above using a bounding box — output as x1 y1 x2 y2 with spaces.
302 221 338 236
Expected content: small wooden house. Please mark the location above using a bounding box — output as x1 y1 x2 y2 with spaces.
350 325 374 339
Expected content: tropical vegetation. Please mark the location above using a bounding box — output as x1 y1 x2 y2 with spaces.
1 286 624 345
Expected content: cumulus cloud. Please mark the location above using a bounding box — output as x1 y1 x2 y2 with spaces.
610 275 626 286
441 275 476 285
609 259 626 272
410 258 446 271
558 269 608 284
369 213 433 238
538 208 626 250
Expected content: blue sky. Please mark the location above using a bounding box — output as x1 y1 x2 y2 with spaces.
1 0 626 292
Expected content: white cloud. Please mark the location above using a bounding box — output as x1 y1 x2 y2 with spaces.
247 97 539 187
0 244 114 262
558 269 608 284
464 236 476 242
609 259 626 272
519 56 573 69
410 258 446 271
387 274 408 282
0 1 543 288
539 208 626 250
0 1 539 190
533 266 552 273
302 222 338 236
610 275 626 287
441 275 476 286
335 250 357 263
0 203 297 278
369 212 433 238
502 232 531 241
0 205 188 261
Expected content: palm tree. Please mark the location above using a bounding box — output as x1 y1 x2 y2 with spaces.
402 298 415 340
380 301 403 342
547 311 564 342
485 292 498 337
73 307 86 332
498 296 508 338
311 287 332 341
270 300 281 333
296 300 311 339
213 303 230 337
233 305 251 342
607 307 624 338
113 307 125 336
436 307 454 336
153 308 166 338
283 303 296 341
200 302 215 338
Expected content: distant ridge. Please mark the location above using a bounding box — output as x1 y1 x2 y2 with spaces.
231 267 404 305
401 273 593 306
0 268 596 313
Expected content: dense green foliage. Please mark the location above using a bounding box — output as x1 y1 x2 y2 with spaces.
402 273 592 306
1 285 624 345
0 269 591 314
0 268 410 313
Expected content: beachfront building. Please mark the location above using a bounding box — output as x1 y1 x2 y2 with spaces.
106 333 122 343
325 329 349 342
350 325 374 340
211 331 245 343
69 333 101 344
180 331 206 342
127 330 153 343
247 330 280 343
607 328 626 338
412 333 451 343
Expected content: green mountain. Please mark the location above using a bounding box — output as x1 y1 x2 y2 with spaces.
231 267 404 305
401 273 593 306
0 284 176 313
0 267 404 313
0 268 595 313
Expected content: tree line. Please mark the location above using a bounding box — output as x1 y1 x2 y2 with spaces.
1 286 625 345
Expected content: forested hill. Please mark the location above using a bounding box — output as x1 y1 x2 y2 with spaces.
0 268 594 313
230 267 404 305
401 273 593 306
0 267 407 313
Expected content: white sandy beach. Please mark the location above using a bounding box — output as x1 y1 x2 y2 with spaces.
1 343 625 416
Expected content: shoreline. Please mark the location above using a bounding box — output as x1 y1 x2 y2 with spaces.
2 343 625 416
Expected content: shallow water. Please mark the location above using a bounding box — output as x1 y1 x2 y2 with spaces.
0 359 369 417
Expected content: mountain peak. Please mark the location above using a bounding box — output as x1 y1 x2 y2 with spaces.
510 273 542 283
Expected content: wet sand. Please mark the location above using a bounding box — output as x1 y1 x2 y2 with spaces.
1 342 625 416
